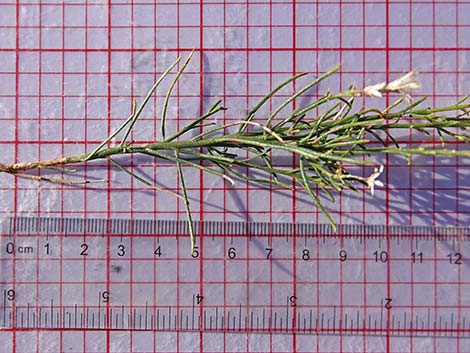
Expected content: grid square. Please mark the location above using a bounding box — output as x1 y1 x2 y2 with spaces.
155 284 177 306
204 284 226 306
87 28 109 49
38 282 59 303
156 4 177 26
459 26 470 47
248 333 270 353
64 5 85 26
342 27 365 49
16 332 37 353
156 27 178 47
435 4 455 25
180 26 201 48
203 332 224 353
87 4 108 26
84 260 107 283
179 4 200 26
203 259 224 282
318 26 340 48
365 27 386 48
225 27 246 48
152 259 175 283
42 28 63 49
64 73 85 96
296 283 317 306
249 3 270 26
111 28 131 49
85 332 106 353
64 52 84 73
341 3 363 26
457 4 470 25
203 27 224 48
389 27 410 48
227 259 247 282
226 4 247 25
435 27 456 50
108 332 130 352
0 52 15 73
132 283 154 305
272 4 293 26
365 3 386 26
412 26 435 48
319 259 340 281
203 4 224 26
134 27 155 49
272 27 293 48
318 3 340 25
0 189 14 212
11 247 35 277
64 28 86 49
63 97 85 119
132 331 154 353
0 74 15 96
295 27 316 48
111 5 131 26
389 4 409 25
18 52 39 72
62 258 84 283
411 3 434 25
272 335 294 353
18 74 39 96
435 337 459 353
319 283 340 306
178 258 200 282
134 4 155 26
85 74 108 96
42 5 62 26
154 332 177 352
19 5 39 26
296 3 316 25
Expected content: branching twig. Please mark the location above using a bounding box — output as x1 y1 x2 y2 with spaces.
1 53 470 249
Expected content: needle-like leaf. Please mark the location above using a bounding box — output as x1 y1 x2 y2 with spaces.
161 50 195 140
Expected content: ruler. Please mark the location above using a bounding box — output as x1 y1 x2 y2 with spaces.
0 217 469 338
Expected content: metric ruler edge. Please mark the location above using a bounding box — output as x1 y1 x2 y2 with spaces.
1 216 470 239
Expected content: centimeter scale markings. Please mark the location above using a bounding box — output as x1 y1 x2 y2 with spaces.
0 217 469 338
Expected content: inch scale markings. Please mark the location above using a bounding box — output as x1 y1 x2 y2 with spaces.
0 217 469 338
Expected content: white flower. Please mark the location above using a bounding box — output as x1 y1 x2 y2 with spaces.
360 72 420 99
384 71 420 93
362 82 386 98
366 165 384 196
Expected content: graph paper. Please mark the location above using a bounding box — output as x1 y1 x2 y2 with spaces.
0 1 469 352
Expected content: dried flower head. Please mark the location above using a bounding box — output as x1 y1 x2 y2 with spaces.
385 71 420 94
361 71 421 101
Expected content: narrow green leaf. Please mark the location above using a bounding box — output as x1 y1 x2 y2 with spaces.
109 157 184 200
299 157 337 232
265 66 341 128
85 55 183 161
166 100 226 142
143 149 235 186
238 72 308 133
174 151 196 252
161 50 195 140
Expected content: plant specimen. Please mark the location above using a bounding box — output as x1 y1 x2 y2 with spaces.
1 52 469 249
